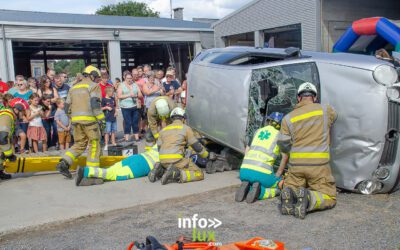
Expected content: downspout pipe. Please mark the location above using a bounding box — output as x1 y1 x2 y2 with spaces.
1 24 10 81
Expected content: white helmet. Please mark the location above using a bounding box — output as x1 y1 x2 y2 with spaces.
170 107 185 118
297 82 318 96
155 98 170 117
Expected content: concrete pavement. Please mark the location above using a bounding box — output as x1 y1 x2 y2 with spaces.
0 169 240 235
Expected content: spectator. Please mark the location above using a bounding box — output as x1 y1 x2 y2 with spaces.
143 71 162 110
102 86 117 150
46 68 56 83
117 72 142 142
38 76 59 101
114 77 121 90
59 72 69 86
53 74 70 101
40 94 55 149
8 75 24 96
132 68 146 134
181 73 188 108
0 79 9 93
143 64 152 76
54 98 71 150
155 70 164 87
26 93 47 152
163 70 182 101
27 77 39 94
137 66 145 79
99 72 112 98
6 81 14 90
13 79 32 101
39 76 59 148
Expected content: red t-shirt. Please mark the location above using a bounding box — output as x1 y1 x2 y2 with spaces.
99 82 112 98
135 78 146 106
0 81 9 93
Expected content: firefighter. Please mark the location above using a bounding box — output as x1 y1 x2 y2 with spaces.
75 145 159 186
149 107 215 185
56 65 105 179
0 102 25 180
235 112 286 203
278 82 337 219
145 96 176 150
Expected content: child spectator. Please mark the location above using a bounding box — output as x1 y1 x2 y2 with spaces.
102 86 117 150
27 93 47 152
40 94 54 148
28 77 39 94
54 98 71 150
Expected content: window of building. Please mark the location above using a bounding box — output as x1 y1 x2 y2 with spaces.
264 24 302 49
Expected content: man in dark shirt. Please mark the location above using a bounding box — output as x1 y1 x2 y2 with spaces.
53 74 70 101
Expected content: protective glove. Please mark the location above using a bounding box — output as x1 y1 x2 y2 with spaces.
1 153 16 162
99 120 106 132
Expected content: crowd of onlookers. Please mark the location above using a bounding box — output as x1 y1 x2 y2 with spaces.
0 64 187 153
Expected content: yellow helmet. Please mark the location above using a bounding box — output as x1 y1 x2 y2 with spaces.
83 65 101 78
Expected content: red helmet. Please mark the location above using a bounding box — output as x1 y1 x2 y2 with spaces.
9 98 29 111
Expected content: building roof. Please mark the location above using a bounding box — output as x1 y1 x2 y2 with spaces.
0 9 213 31
212 0 261 27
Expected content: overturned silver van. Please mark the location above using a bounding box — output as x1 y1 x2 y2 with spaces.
187 46 400 194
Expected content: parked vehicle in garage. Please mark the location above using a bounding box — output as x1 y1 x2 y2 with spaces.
187 46 400 194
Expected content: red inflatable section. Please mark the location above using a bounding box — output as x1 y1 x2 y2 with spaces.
352 17 380 35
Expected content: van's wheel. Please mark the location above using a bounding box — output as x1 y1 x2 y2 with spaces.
206 161 217 174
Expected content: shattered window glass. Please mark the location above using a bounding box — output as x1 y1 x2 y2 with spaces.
246 62 320 145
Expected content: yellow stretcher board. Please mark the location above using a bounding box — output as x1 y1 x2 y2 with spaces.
4 155 126 173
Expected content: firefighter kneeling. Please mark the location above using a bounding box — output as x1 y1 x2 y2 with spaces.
148 107 215 185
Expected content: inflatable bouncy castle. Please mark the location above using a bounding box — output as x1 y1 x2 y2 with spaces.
333 17 400 53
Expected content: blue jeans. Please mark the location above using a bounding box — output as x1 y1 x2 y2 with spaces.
121 107 139 135
42 118 58 147
105 121 117 134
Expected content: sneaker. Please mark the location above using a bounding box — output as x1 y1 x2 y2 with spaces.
161 166 181 185
235 181 250 202
104 145 108 151
280 187 295 215
246 182 261 203
294 187 309 219
0 170 11 180
148 163 165 183
56 159 72 179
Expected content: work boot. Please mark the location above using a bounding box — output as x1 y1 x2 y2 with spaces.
246 182 261 204
0 170 11 180
148 163 165 183
235 181 250 202
161 166 181 185
205 161 216 174
75 167 85 186
280 187 295 215
56 159 72 179
294 187 310 219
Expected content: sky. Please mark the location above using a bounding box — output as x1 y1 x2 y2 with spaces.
0 0 254 20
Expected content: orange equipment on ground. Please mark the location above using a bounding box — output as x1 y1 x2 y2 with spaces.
127 237 285 250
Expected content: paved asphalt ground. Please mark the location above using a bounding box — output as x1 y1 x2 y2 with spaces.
1 185 399 250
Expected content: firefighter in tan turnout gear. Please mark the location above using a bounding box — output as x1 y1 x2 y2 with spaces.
148 107 215 185
278 82 338 219
145 96 176 150
56 65 105 178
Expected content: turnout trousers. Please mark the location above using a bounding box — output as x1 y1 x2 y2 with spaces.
284 164 336 212
63 123 101 167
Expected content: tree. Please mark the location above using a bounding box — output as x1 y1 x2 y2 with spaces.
95 1 159 17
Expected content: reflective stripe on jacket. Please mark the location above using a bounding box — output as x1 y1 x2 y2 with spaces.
280 101 337 166
157 119 203 164
241 125 280 174
66 78 105 124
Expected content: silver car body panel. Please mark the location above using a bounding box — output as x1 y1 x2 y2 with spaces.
187 47 398 193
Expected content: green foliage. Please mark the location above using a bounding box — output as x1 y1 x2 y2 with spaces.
95 1 159 17
53 60 85 77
